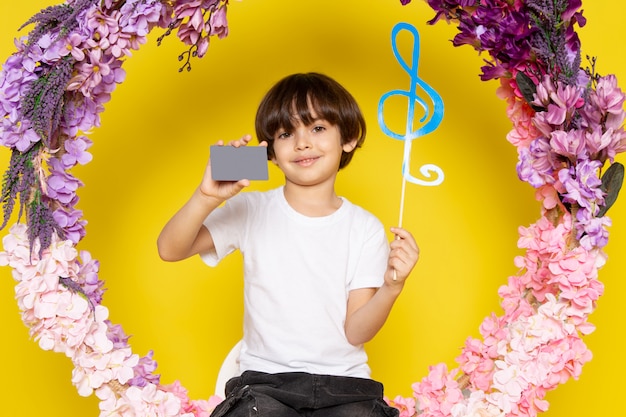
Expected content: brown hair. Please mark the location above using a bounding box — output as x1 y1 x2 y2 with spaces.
255 73 366 169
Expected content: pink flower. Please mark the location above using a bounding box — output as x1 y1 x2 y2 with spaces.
187 397 221 417
497 78 541 149
208 4 229 38
160 380 221 416
86 7 121 39
413 364 463 416
451 390 505 417
549 129 586 163
66 32 87 60
591 74 625 117
385 395 417 417
97 383 182 416
499 275 537 319
160 380 190 403
456 337 495 391
532 77 584 137
534 185 560 210
171 1 229 59
174 0 209 45
72 330 139 396
490 362 524 412
515 384 549 417
584 125 626 163
73 49 113 94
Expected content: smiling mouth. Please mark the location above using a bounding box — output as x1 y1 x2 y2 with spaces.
294 156 320 166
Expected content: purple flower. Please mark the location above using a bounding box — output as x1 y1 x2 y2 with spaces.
527 0 586 84
61 96 104 137
557 160 604 212
119 0 165 37
0 50 38 116
60 135 93 169
92 58 126 97
52 207 86 244
40 32 72 63
1 109 41 151
576 209 611 250
46 158 83 206
106 321 131 349
517 137 559 187
77 250 103 304
19 0 98 53
426 0 586 82
427 1 536 80
426 0 477 23
128 350 161 387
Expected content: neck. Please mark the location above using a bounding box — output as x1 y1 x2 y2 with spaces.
282 182 342 217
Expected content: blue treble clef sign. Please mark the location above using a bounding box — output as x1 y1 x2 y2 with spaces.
378 22 444 227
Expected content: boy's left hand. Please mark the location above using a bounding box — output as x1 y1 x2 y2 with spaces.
386 227 419 285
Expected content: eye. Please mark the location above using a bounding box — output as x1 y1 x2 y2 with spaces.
312 125 326 133
276 131 291 140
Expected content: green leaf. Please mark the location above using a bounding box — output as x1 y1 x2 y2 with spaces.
515 71 543 111
598 162 624 217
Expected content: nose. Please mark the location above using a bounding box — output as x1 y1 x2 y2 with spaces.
294 131 311 150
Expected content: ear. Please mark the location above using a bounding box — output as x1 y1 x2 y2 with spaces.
342 138 358 153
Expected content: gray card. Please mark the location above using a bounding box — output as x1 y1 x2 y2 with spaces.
210 145 269 181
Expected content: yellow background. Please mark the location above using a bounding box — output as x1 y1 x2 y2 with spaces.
1 1 624 415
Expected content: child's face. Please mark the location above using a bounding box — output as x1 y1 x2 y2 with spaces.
271 112 357 188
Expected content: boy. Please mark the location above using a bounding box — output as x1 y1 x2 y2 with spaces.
157 73 419 416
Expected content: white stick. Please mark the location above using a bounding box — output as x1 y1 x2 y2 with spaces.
393 177 407 281
398 176 407 229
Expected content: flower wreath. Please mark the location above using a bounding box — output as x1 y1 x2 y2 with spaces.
0 1 624 416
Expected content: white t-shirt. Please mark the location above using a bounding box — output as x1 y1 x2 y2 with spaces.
201 187 389 378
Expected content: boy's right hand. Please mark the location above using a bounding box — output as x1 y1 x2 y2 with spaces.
198 135 267 202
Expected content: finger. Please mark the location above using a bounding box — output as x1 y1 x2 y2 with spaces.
389 237 416 254
389 256 411 280
390 227 419 251
389 263 407 282
390 243 419 269
227 180 249 196
390 226 412 240
231 134 252 147
390 246 411 265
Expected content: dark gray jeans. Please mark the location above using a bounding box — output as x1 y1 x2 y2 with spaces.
210 371 399 417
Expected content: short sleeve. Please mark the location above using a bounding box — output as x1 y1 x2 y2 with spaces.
348 213 389 291
199 194 248 266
